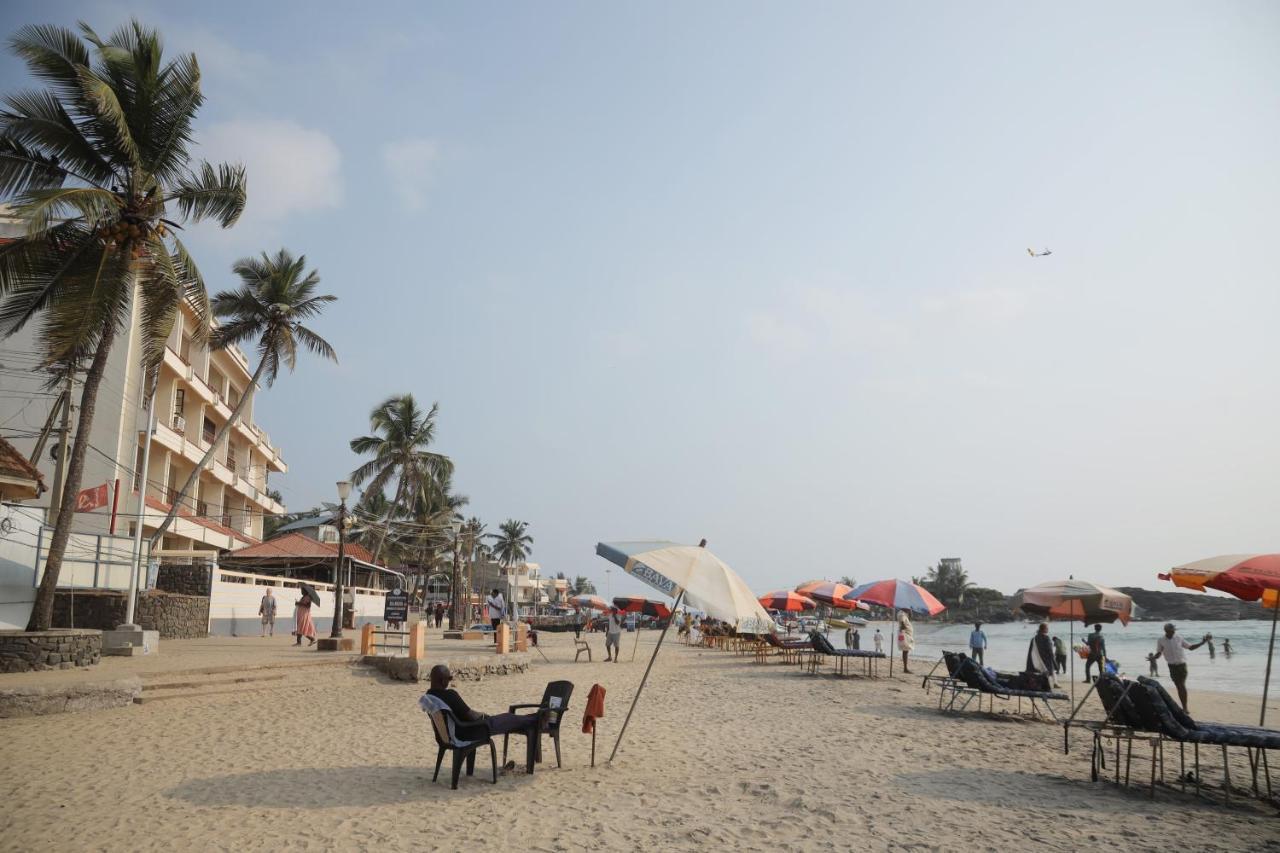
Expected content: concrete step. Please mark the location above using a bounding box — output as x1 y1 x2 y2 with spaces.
134 680 303 705
142 672 288 693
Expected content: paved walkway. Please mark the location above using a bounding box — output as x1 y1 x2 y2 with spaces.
0 629 525 690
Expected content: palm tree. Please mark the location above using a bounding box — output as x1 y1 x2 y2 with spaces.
149 250 336 547
570 576 596 595
349 394 452 563
488 519 533 568
0 21 246 630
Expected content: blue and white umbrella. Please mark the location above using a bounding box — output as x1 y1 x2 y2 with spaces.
596 540 772 633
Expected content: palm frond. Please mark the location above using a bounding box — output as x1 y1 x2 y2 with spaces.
9 185 117 236
169 160 245 227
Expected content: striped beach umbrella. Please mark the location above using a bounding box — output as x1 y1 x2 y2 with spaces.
1009 579 1132 704
1160 555 1280 725
842 579 945 615
568 594 610 612
795 580 867 610
1010 579 1132 625
612 596 672 619
758 590 817 612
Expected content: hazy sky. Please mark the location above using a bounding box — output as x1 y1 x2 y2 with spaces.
3 2 1278 600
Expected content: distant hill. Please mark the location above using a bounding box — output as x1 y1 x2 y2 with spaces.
1114 587 1271 623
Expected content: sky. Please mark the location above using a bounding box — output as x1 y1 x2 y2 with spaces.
2 2 1279 600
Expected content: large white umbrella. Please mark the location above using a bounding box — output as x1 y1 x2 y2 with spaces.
595 539 771 761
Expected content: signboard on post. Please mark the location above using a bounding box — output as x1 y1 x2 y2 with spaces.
384 589 409 625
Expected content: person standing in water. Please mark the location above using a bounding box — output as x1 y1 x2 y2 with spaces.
1223 638 1233 657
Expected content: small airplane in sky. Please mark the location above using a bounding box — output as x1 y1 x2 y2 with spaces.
1027 247 1052 257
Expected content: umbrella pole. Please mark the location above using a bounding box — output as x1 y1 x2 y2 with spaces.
632 623 640 662
889 609 896 677
1070 621 1075 707
609 589 685 764
1262 595 1278 727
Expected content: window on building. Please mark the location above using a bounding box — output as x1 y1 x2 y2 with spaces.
133 444 145 492
173 388 185 417
203 417 215 444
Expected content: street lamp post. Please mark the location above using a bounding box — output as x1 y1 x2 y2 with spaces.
330 480 351 639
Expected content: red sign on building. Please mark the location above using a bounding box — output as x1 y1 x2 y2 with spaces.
75 482 109 512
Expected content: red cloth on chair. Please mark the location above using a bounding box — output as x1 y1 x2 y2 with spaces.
582 683 606 733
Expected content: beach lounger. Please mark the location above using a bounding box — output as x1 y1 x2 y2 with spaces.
504 680 574 770
757 627 808 660
922 651 982 712
420 694 498 789
806 632 886 678
950 655 1066 720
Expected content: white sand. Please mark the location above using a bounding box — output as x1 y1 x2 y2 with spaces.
0 630 1276 852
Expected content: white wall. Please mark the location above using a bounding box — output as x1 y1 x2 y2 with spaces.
209 568 390 637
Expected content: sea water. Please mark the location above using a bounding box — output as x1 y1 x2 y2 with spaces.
847 619 1279 698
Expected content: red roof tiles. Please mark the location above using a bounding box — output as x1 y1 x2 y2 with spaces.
221 531 378 564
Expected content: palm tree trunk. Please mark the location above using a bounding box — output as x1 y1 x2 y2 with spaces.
148 357 268 548
27 321 118 631
369 477 408 564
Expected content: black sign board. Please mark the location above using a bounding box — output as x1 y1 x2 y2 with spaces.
384 590 409 623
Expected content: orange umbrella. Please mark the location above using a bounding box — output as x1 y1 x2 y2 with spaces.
758 590 817 612
1160 555 1280 725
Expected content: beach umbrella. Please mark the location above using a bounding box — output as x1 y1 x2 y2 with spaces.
567 594 610 612
1010 579 1133 704
1160 555 1280 726
1011 579 1133 625
842 579 946 676
795 580 867 610
611 596 672 619
612 596 672 661
758 590 817 612
595 539 772 763
298 582 321 606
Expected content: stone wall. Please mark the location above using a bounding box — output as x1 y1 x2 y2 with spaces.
155 564 213 597
52 590 208 639
0 629 102 673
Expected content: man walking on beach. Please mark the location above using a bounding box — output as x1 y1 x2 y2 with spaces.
873 629 883 654
969 622 987 665
486 588 505 644
604 607 622 662
434 601 444 628
1152 623 1209 712
1084 624 1107 683
1052 635 1067 674
258 588 276 638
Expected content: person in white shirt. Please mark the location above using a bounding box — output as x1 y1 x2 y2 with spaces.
485 589 505 644
604 608 623 662
1152 622 1208 711
873 629 883 654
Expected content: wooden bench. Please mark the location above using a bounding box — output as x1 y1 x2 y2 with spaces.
574 639 592 662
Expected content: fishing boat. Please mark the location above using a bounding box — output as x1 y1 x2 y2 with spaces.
827 616 869 629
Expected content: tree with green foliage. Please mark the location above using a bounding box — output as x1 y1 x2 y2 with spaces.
149 249 335 548
349 394 452 563
487 518 533 568
0 20 246 630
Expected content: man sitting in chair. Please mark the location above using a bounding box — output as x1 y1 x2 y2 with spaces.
426 665 540 768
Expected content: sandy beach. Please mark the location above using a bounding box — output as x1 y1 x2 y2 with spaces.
1 630 1277 852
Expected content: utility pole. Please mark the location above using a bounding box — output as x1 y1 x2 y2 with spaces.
47 372 74 520
28 388 68 468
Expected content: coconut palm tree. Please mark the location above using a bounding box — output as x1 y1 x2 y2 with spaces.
488 519 533 568
0 21 246 629
149 249 336 547
349 394 452 562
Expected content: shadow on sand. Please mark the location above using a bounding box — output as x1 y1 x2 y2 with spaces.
165 763 535 808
